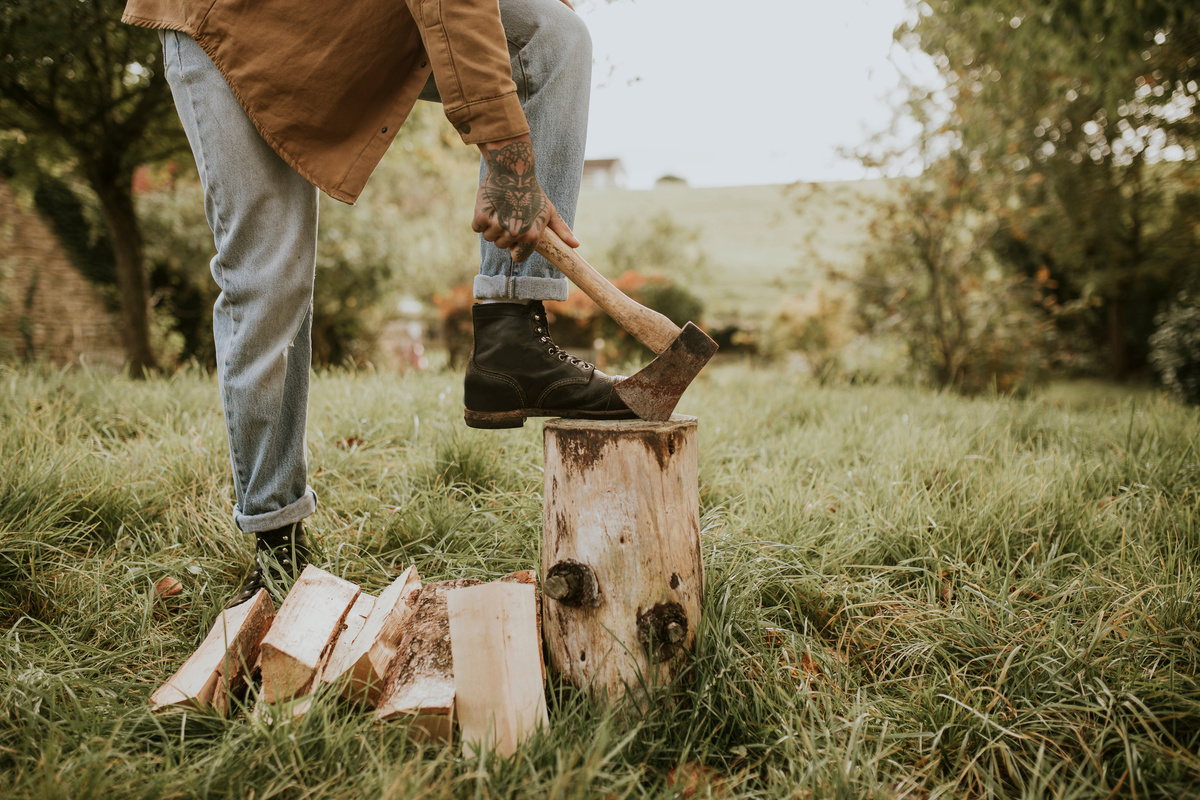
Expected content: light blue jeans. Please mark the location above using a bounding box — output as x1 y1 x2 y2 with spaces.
160 0 591 533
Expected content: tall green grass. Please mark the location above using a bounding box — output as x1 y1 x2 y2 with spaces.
2 361 1197 798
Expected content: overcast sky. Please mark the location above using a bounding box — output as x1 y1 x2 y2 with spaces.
575 0 930 188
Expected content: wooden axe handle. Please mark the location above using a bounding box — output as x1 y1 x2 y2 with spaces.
535 228 680 354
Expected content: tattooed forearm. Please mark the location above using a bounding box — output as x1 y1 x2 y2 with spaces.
479 140 550 250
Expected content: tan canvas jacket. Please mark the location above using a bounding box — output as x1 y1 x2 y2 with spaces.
123 0 530 203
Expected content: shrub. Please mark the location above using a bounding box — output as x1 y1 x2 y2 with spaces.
1149 293 1200 405
765 286 856 381
847 162 1064 395
434 271 706 370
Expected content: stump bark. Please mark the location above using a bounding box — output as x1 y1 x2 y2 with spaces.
542 415 703 699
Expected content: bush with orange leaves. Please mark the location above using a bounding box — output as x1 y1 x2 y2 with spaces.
432 271 704 370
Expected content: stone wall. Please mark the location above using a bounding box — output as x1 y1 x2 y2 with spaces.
0 178 125 367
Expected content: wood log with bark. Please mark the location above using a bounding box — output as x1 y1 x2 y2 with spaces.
375 571 537 740
542 416 704 700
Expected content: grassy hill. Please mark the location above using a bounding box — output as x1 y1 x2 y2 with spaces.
575 179 895 320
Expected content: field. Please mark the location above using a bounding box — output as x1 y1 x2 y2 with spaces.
2 361 1199 799
575 180 893 319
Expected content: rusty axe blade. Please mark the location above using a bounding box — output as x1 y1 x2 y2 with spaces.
535 230 719 421
614 321 718 421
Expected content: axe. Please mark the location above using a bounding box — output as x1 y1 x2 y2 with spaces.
535 229 719 421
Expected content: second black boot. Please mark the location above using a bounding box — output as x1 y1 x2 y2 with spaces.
225 521 309 608
464 301 637 429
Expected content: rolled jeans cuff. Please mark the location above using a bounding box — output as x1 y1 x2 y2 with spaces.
473 274 569 302
234 487 318 533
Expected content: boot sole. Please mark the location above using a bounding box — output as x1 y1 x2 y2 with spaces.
464 407 638 429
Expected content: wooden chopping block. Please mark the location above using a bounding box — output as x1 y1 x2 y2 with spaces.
542 416 704 701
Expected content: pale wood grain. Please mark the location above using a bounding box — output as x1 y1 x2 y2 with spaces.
319 591 376 686
150 589 274 715
448 581 547 757
259 565 360 704
323 564 421 703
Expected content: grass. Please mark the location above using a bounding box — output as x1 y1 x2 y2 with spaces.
1 360 1198 799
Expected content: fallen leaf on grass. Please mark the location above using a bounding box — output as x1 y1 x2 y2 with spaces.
336 436 365 450
938 570 954 605
667 762 726 798
154 576 182 598
762 628 786 648
798 652 822 677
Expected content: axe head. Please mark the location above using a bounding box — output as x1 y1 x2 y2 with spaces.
615 322 719 421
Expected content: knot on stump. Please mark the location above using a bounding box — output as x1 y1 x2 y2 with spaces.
543 560 600 607
636 602 688 659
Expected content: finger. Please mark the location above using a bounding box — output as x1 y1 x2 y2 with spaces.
548 213 580 249
511 242 536 262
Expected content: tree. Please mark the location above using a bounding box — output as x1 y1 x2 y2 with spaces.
893 0 1200 379
853 156 1066 392
0 0 186 374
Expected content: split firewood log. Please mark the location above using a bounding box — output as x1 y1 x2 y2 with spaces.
447 580 547 756
319 592 377 687
375 571 536 740
259 565 360 704
320 564 421 703
149 588 274 715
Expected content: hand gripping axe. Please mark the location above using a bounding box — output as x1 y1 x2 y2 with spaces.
535 229 719 421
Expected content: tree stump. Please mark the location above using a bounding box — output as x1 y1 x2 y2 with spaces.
542 415 703 700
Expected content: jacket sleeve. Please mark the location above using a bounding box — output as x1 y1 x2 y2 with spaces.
405 0 530 144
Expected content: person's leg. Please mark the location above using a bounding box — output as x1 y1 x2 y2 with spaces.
420 0 632 427
474 0 592 301
161 30 317 597
417 0 592 300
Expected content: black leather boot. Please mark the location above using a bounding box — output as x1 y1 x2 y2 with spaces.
464 301 636 429
224 521 308 608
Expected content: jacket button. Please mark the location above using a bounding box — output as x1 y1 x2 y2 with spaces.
420 61 427 68
460 122 471 134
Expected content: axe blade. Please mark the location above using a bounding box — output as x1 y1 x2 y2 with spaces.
615 322 719 421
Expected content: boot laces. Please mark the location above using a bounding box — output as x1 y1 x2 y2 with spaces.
532 309 593 369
